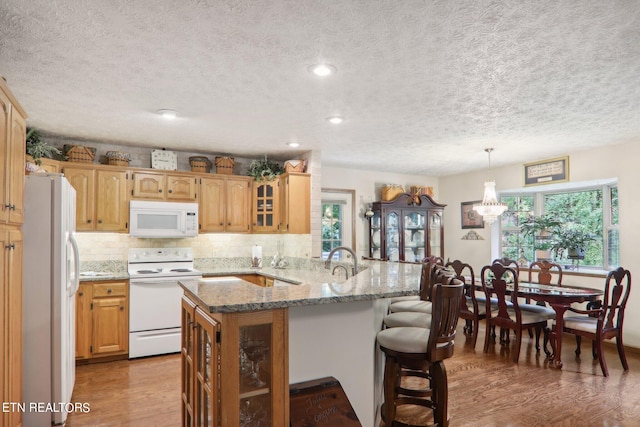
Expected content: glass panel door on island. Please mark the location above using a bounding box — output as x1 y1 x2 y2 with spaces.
239 324 273 426
403 211 426 263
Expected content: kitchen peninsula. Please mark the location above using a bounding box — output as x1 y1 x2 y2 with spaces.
179 259 423 427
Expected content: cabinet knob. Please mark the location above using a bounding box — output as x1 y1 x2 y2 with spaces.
120 306 124 311
107 288 112 293
168 189 173 193
5 243 15 250
87 219 92 223
98 219 103 224
228 222 231 226
78 291 84 296
219 223 223 226
159 189 163 193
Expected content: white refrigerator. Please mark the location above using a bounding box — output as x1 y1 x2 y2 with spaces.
23 174 79 426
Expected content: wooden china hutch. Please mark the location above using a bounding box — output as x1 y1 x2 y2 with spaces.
368 193 446 263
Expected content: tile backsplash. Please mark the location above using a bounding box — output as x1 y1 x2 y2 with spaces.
75 232 312 262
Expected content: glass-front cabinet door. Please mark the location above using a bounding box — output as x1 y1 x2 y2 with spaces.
219 309 288 427
194 307 219 427
369 211 381 259
428 211 443 258
403 210 426 263
385 211 400 261
252 180 279 233
368 193 446 263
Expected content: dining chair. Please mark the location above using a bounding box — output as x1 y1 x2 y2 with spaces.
481 263 549 363
492 257 520 276
445 259 486 347
559 266 631 377
377 280 464 427
528 260 563 287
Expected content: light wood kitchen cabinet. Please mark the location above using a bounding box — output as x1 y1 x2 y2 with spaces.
1 228 23 427
132 171 197 201
181 296 288 427
75 283 92 359
39 157 61 173
198 175 251 233
251 179 279 233
368 193 446 262
76 280 129 361
0 78 26 427
63 166 96 231
62 165 129 232
0 80 26 226
278 172 310 234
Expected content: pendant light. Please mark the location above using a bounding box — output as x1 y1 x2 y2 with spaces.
473 148 507 225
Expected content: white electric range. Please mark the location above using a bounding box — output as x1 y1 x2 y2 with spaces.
128 247 202 358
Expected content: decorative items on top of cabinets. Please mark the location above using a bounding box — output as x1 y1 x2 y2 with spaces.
181 296 289 427
131 171 197 201
62 165 129 232
252 179 279 233
198 175 251 233
278 172 310 234
0 78 27 226
368 193 446 263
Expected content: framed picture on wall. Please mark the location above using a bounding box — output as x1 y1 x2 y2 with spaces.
461 201 484 229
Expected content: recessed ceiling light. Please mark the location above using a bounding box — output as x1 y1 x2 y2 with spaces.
326 116 344 124
287 142 300 148
308 63 337 77
156 109 178 120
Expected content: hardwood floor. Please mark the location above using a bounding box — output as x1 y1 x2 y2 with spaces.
67 324 640 426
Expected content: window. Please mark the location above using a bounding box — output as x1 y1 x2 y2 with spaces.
500 182 619 270
321 201 343 259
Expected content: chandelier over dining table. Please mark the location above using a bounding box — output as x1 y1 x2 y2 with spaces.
473 148 507 225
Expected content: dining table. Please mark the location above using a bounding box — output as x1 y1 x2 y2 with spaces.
511 282 604 368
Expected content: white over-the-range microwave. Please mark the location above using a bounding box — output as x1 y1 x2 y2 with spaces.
129 200 198 238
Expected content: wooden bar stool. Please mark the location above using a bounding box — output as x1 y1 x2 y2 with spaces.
377 280 463 427
383 268 455 329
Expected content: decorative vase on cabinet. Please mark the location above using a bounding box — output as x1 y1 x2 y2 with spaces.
368 193 446 262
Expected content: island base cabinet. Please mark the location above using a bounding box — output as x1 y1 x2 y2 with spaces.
181 296 289 427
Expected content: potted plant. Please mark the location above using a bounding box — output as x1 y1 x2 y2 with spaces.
519 214 562 261
26 127 61 165
552 227 596 260
247 156 284 181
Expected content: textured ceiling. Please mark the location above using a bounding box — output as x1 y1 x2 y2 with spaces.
1 0 639 176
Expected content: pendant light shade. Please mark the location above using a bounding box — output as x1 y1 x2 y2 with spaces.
473 148 507 225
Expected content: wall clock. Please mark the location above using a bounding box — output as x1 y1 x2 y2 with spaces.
151 149 177 170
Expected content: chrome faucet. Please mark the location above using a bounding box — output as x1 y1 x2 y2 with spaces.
332 264 350 279
324 246 358 278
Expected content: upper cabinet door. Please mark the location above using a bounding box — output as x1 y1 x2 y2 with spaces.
199 176 226 232
225 177 251 233
0 89 11 225
166 174 197 201
251 179 279 233
95 169 129 231
132 172 166 200
63 166 96 231
7 103 25 225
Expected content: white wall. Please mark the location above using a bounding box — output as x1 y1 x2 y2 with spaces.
320 166 439 258
439 140 640 348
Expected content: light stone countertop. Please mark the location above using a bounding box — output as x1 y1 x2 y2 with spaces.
180 259 423 313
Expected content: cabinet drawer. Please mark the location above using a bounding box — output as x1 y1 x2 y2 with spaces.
93 282 127 297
